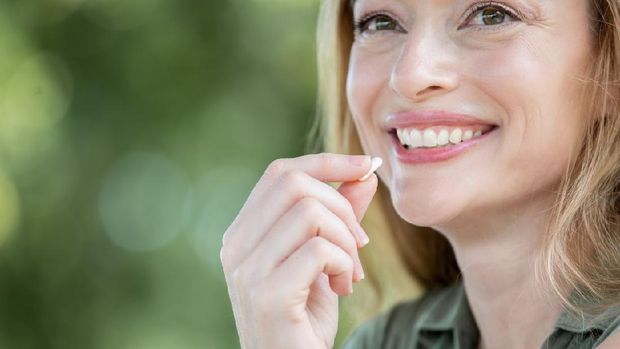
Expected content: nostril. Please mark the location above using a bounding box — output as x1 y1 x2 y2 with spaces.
416 85 442 97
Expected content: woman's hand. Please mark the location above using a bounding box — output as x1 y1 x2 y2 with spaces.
220 153 380 349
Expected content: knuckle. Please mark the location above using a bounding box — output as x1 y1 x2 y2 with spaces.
221 230 230 246
297 198 323 231
316 153 335 173
280 170 307 195
230 266 250 290
264 158 286 179
219 242 237 272
307 236 330 258
219 246 228 268
220 228 241 273
298 199 356 250
297 197 323 217
221 221 239 247
219 246 235 275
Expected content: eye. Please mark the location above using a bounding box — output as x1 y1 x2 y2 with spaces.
354 12 405 37
460 2 520 29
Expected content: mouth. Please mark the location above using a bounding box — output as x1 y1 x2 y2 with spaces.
388 125 500 164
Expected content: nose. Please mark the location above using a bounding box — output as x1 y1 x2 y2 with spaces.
389 27 459 102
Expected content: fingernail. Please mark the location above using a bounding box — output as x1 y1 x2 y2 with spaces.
349 155 369 166
358 157 383 181
357 225 370 246
354 257 364 282
358 259 365 280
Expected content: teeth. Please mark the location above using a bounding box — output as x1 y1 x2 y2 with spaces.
449 128 463 144
409 129 423 147
395 126 489 148
423 129 437 147
437 129 449 146
462 130 473 141
397 128 408 145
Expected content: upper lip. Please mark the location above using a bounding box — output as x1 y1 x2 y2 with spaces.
384 110 498 131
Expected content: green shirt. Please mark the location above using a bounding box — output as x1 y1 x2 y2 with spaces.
341 280 620 349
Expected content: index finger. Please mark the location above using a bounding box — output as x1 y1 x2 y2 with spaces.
262 153 373 183
222 153 373 247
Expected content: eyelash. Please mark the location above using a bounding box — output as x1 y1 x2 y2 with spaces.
353 1 522 36
353 10 404 36
460 1 521 30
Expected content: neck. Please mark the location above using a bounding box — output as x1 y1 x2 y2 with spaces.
434 194 563 349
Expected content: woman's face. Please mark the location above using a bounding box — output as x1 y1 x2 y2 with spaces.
347 0 594 229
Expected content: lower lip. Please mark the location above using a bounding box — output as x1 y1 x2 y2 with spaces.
390 127 498 164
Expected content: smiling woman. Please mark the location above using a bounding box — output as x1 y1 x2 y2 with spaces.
220 0 620 348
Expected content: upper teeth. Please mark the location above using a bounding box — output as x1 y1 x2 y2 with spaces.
396 126 487 148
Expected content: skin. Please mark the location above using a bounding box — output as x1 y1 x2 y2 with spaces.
347 0 620 348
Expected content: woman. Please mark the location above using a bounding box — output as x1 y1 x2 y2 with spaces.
220 0 620 348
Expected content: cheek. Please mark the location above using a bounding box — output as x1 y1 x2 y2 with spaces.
346 49 399 181
463 34 588 195
346 49 394 122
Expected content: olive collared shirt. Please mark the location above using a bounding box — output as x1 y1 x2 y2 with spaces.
341 280 620 349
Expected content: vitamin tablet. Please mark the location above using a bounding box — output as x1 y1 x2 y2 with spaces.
358 157 383 181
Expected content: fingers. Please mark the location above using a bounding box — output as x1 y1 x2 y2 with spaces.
243 197 364 283
264 153 373 183
337 172 378 226
268 236 354 297
223 153 371 244
224 170 368 271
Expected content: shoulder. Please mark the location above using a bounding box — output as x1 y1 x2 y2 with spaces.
340 282 466 349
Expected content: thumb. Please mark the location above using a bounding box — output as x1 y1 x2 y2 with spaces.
337 173 379 222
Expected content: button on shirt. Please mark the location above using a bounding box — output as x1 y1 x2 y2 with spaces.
341 280 620 349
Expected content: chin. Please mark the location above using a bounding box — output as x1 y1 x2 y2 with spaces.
390 193 459 228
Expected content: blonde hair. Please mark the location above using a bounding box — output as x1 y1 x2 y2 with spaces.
307 0 620 327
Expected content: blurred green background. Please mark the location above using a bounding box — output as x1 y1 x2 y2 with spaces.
0 0 325 347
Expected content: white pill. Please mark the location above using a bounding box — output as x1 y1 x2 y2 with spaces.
358 157 383 181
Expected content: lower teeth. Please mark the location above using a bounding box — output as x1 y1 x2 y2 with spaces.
404 143 456 149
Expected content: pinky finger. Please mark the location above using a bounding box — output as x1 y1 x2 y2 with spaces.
270 237 354 297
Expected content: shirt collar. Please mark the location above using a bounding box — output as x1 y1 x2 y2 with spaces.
416 278 479 340
414 279 619 337
554 302 620 333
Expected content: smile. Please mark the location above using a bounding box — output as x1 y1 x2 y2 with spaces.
395 125 495 149
389 125 499 164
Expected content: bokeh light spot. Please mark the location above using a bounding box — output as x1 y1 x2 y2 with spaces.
187 165 259 272
98 152 191 252
2 53 73 132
